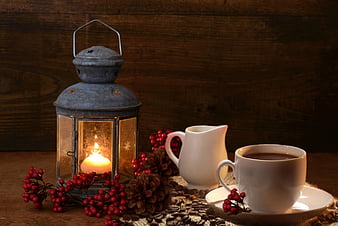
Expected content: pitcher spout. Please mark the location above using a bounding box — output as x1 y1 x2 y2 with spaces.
186 124 228 134
212 125 228 133
208 125 228 140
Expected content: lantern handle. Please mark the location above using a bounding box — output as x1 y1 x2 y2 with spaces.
73 19 123 57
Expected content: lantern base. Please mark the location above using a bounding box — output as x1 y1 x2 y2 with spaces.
56 181 109 198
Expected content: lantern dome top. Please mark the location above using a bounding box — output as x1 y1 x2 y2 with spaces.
73 46 123 67
54 82 141 117
55 19 141 117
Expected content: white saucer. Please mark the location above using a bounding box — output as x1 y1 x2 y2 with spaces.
205 184 334 225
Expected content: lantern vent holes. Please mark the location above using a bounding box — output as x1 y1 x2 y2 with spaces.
77 69 80 74
87 49 94 53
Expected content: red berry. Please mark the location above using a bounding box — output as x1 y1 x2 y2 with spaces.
23 179 30 184
113 208 120 215
120 199 127 205
233 194 240 201
144 169 152 174
97 201 104 207
33 202 42 209
50 189 56 195
83 199 89 205
104 194 111 200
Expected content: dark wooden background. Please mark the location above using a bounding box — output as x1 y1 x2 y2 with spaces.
0 0 337 153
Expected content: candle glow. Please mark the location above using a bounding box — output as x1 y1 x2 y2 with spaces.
80 142 111 174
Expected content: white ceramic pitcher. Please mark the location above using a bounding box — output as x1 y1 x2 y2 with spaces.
165 125 228 190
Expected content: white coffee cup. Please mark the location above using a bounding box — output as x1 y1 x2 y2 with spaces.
216 144 306 213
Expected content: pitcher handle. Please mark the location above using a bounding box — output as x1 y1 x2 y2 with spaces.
217 160 235 192
165 131 185 167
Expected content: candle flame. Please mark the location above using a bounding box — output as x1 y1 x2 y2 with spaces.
88 142 101 156
93 142 100 150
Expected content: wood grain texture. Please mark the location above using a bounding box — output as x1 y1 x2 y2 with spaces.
0 1 337 152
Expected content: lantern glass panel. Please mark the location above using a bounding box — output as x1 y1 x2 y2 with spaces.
78 120 113 175
118 117 137 181
57 115 73 181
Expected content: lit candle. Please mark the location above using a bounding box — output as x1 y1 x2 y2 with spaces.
80 143 111 174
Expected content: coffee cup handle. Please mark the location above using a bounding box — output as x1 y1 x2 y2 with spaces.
165 131 185 167
217 160 235 192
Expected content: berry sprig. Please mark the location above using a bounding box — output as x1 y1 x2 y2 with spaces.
50 172 113 213
49 178 79 212
82 175 127 221
132 153 152 176
22 167 52 209
71 172 100 193
149 129 181 156
222 188 251 215
101 172 112 183
132 129 182 176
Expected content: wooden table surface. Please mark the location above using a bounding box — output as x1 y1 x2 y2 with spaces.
0 151 337 225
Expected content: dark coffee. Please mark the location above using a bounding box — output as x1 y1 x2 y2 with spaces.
243 152 298 160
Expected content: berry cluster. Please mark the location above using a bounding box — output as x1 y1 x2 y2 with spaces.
104 215 120 226
49 179 70 212
132 129 182 176
81 175 127 225
22 167 51 209
222 188 250 215
149 129 181 156
70 172 100 192
50 172 111 212
132 153 152 176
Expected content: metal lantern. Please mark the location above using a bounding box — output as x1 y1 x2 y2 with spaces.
54 19 141 185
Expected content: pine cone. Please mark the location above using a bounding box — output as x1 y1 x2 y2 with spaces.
144 148 179 177
126 173 171 214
